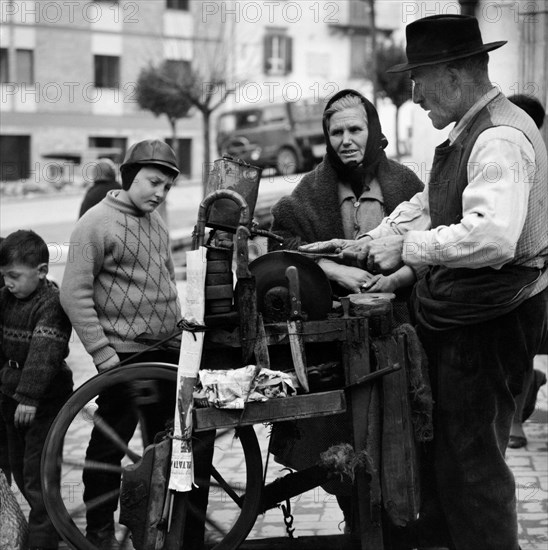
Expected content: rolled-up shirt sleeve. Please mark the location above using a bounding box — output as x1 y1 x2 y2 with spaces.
367 126 534 270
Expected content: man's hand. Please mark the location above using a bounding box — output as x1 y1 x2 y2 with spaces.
365 235 405 273
14 403 37 428
299 237 373 266
97 354 120 373
317 259 375 294
299 238 359 256
361 274 399 293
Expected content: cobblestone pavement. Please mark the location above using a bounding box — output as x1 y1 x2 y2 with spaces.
10 278 548 549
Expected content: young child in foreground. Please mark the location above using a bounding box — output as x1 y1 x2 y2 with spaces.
0 229 73 550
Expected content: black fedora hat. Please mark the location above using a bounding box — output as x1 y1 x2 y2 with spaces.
387 15 506 73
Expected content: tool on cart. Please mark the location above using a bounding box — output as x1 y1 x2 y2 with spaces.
285 265 310 392
41 154 429 550
248 250 332 323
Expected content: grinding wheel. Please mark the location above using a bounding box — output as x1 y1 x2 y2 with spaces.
247 251 332 322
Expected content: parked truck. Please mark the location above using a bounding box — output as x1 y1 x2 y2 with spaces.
216 98 327 175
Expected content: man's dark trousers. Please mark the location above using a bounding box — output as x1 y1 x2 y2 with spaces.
416 287 548 550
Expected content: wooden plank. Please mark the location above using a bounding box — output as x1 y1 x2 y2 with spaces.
206 318 366 349
193 390 346 432
342 317 369 386
381 334 420 526
343 316 384 549
264 319 349 345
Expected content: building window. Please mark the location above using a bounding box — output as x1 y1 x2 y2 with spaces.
165 59 191 79
264 31 292 76
88 136 127 161
94 55 120 88
165 138 192 177
0 135 31 181
350 34 372 78
0 49 8 83
16 49 34 84
166 0 189 10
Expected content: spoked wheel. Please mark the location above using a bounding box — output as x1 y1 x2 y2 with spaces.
42 363 263 549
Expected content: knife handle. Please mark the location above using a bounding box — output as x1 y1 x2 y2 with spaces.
285 265 302 320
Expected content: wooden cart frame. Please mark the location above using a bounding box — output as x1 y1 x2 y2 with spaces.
41 189 419 550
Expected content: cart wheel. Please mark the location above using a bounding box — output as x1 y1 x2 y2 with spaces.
42 363 263 550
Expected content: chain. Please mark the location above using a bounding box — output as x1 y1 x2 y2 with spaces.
281 499 295 538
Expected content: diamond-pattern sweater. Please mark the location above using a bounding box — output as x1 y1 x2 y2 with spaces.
60 191 181 367
0 279 73 407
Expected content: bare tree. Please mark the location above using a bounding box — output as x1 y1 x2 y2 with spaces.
135 12 241 195
168 56 233 189
135 61 193 161
156 19 239 194
376 41 413 160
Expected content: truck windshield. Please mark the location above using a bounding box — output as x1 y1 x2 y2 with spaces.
219 110 262 134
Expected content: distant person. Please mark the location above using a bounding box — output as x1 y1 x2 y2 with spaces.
78 158 121 218
0 236 10 485
508 93 546 130
0 229 73 550
506 93 547 449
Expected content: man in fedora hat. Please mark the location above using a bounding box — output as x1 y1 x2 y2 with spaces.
301 14 547 550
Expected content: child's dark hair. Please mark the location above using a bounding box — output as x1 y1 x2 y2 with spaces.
508 94 546 129
0 230 49 267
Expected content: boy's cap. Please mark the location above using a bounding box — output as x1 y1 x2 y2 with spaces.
121 139 180 175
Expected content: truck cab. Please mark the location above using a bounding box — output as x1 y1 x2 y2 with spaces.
216 98 327 175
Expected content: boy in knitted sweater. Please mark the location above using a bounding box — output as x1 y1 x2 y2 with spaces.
0 230 73 550
61 140 186 547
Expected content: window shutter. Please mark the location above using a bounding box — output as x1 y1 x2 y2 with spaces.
263 35 272 74
285 36 293 75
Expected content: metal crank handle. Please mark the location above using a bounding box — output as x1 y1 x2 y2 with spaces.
349 362 401 387
250 226 284 242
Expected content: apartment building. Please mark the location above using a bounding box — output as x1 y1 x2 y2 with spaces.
1 0 200 186
0 0 400 187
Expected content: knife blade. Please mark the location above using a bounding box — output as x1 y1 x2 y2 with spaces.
285 265 310 393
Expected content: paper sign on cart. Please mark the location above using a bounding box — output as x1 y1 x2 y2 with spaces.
169 246 207 492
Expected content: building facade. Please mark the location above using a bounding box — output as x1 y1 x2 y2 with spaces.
1 0 402 189
1 0 200 187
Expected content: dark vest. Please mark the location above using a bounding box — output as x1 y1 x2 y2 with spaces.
414 92 547 331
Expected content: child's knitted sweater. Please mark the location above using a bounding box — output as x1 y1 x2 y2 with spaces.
61 191 181 367
0 279 73 407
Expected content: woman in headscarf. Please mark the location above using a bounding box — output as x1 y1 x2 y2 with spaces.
270 89 424 299
268 90 427 533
